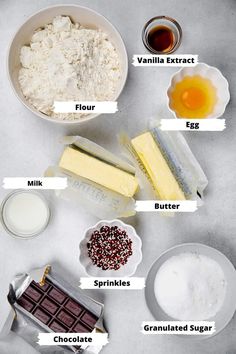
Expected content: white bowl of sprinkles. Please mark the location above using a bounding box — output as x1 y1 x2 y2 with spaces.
79 219 142 277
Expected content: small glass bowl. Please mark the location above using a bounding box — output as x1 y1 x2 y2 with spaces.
0 190 50 239
142 16 182 54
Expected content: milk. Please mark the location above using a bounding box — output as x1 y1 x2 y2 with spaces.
2 191 50 238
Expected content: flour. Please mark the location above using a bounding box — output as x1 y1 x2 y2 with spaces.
154 252 227 320
19 16 121 120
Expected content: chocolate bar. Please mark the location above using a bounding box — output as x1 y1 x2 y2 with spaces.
17 279 98 333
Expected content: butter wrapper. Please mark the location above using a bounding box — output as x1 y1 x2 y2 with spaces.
45 166 136 219
45 135 138 219
120 119 208 204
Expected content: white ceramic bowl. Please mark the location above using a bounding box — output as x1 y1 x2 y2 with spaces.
145 243 236 339
167 63 230 119
79 219 142 277
7 5 128 124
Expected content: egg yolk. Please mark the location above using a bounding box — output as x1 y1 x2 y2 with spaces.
181 87 206 110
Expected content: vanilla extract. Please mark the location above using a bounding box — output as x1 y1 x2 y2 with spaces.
147 25 174 53
136 56 195 64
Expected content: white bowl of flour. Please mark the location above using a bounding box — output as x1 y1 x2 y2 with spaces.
8 5 128 123
145 243 236 339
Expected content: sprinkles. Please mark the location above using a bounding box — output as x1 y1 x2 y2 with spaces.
87 225 133 270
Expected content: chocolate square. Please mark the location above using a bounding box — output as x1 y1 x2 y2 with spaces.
24 285 43 302
33 308 51 324
49 320 68 333
48 287 67 304
17 295 35 312
65 299 84 317
41 297 59 315
81 312 97 328
57 310 76 328
72 321 91 333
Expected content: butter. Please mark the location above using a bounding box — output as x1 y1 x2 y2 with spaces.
131 132 185 200
59 147 138 197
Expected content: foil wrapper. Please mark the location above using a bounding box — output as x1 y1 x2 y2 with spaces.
1 265 106 354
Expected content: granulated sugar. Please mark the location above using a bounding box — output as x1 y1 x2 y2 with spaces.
154 252 227 320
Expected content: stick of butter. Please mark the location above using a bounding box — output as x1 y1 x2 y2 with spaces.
131 132 185 200
59 147 139 198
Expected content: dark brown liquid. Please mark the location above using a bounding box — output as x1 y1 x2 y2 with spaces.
147 25 175 52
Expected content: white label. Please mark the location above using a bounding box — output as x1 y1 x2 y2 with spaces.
141 321 215 335
135 200 197 212
132 54 198 67
37 333 108 349
3 177 67 190
160 119 226 131
53 101 118 113
79 277 145 290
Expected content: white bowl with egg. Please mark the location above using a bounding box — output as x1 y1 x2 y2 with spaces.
145 243 236 339
167 63 230 119
7 5 128 124
79 219 142 277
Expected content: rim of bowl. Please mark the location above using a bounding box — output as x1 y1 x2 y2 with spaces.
145 242 236 339
7 4 128 125
166 62 230 119
79 219 142 276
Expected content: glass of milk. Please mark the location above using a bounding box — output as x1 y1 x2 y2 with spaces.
1 190 50 239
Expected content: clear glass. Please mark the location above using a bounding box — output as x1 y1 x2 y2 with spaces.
142 16 182 54
0 190 50 239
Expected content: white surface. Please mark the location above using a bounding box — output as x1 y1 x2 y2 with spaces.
0 0 236 353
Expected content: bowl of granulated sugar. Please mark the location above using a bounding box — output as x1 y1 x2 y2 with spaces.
145 243 236 339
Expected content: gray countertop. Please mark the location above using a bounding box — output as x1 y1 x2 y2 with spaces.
0 0 236 353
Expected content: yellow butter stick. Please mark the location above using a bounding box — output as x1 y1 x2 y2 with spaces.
131 132 185 200
59 146 139 198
